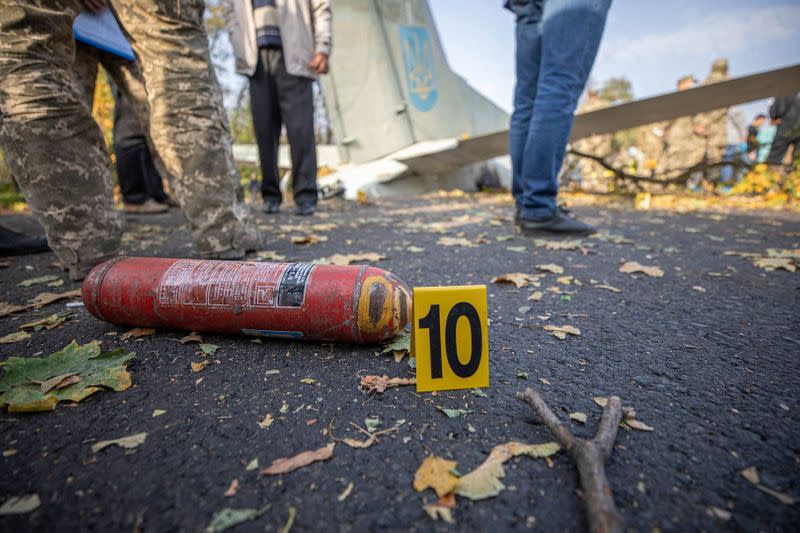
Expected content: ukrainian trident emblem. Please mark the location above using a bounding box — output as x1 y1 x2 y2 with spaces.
399 26 438 112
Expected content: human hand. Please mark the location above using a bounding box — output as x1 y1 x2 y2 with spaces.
308 52 329 75
84 0 108 14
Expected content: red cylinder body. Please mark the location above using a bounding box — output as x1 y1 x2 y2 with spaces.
82 257 411 344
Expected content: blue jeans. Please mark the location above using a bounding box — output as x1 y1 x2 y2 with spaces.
508 0 611 219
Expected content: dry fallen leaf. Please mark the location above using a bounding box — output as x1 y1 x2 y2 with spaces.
437 236 477 248
455 441 560 500
337 482 354 502
191 360 209 373
423 504 455 524
0 330 31 344
707 506 731 521
527 291 544 301
594 284 621 293
223 479 239 498
300 378 318 385
180 332 203 344
0 302 26 319
258 413 274 429
261 443 334 475
120 327 155 340
623 418 655 432
314 253 386 265
752 256 796 272
0 494 41 515
255 250 287 261
490 272 540 288
29 289 81 309
291 234 328 245
536 263 564 274
359 374 416 393
91 432 147 453
740 466 759 485
543 325 581 340
413 456 459 498
569 412 587 424
740 466 797 505
619 261 664 278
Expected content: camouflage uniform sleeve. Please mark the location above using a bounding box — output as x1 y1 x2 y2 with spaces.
0 0 123 272
109 0 260 256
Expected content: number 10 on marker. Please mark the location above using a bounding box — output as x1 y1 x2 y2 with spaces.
412 286 489 392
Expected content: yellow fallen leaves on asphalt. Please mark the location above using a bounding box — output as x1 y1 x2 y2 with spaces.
455 441 560 500
314 253 386 265
490 272 541 288
120 327 155 340
740 466 797 505
29 289 82 309
260 443 335 476
536 263 564 274
527 291 544 301
569 412 587 423
258 413 274 429
291 234 328 245
594 284 621 293
0 330 30 344
423 504 455 524
413 456 459 497
543 325 581 339
437 236 477 248
91 432 147 453
619 261 664 277
191 360 209 372
359 374 416 393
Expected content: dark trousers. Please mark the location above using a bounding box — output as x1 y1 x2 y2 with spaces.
766 125 799 165
116 141 169 205
249 48 317 206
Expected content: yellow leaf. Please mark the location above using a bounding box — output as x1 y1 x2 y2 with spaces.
543 325 581 339
527 291 544 301
619 261 664 278
191 360 209 373
491 273 539 288
413 456 459 497
455 441 560 500
569 412 587 423
423 504 455 524
536 264 564 274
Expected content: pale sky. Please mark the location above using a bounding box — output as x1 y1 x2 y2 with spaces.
429 0 800 120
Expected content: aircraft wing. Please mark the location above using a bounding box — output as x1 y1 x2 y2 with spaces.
393 64 800 175
572 63 800 139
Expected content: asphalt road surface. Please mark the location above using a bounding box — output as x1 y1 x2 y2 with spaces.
1 193 799 531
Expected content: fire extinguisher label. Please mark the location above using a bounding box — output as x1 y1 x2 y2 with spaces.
156 259 315 310
276 263 315 307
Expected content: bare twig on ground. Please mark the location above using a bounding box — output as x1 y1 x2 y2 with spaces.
516 387 624 533
568 148 752 190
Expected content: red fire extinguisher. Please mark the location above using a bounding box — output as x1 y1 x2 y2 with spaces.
82 257 411 344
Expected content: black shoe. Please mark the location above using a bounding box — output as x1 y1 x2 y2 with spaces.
294 204 315 216
518 207 596 235
0 226 50 257
263 201 280 214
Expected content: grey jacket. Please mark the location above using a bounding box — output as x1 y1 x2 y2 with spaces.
229 0 332 79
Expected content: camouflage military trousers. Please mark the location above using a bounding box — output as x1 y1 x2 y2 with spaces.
0 0 259 276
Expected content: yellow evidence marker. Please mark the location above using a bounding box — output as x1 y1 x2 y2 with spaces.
412 285 489 392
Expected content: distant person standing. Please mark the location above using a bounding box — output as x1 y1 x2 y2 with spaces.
506 0 612 235
694 59 730 178
746 114 766 162
766 92 800 166
229 0 332 217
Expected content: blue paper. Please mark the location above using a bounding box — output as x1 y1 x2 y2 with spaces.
73 9 135 62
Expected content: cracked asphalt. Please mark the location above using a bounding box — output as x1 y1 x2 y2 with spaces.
1 192 799 531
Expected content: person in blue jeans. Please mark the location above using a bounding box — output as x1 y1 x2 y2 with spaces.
507 0 612 234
